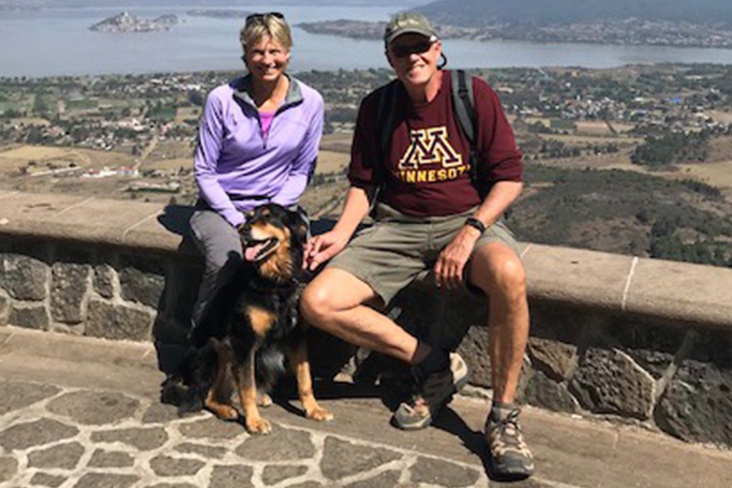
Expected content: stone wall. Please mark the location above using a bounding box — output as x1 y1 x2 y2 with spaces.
0 191 730 449
0 237 203 374
401 286 732 449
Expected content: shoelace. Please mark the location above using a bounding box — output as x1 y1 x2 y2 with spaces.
489 409 524 446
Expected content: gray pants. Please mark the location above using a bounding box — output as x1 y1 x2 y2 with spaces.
189 209 242 331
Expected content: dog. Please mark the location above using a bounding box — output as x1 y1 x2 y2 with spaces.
179 203 332 434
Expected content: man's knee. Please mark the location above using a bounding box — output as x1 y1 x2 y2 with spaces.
471 244 526 296
300 278 334 325
299 268 376 327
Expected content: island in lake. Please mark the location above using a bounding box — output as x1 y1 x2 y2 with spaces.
89 12 179 33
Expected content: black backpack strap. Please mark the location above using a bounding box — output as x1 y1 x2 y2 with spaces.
369 79 400 215
450 69 480 191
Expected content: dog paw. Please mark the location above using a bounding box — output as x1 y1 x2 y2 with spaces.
257 393 273 407
306 406 334 422
209 404 240 422
246 416 272 435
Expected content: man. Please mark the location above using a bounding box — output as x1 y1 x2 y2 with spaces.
300 12 534 479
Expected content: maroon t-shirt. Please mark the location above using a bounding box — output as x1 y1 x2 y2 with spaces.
348 70 523 217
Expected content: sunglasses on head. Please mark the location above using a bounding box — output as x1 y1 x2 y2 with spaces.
390 38 436 58
245 12 285 24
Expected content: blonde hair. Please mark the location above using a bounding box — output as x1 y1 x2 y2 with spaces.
240 14 293 54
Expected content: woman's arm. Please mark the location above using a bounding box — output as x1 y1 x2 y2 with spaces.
194 90 245 228
272 90 324 207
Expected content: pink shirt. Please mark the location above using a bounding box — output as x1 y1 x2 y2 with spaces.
260 111 275 138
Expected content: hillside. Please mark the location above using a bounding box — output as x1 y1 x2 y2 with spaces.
416 0 732 27
509 165 732 266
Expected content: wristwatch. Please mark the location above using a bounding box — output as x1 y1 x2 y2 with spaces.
464 217 486 234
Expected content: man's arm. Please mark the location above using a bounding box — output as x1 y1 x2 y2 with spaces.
305 185 371 271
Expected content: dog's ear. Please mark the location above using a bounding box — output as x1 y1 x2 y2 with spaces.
289 208 309 244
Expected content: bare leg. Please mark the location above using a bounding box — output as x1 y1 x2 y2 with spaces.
468 242 529 404
300 268 432 365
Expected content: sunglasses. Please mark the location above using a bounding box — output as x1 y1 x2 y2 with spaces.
390 38 436 58
245 12 285 24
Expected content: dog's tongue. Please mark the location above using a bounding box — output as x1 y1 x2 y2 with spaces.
244 243 265 262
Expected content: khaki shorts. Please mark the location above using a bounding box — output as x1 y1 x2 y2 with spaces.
326 203 521 305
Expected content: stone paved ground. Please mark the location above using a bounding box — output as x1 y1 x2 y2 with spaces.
1 326 731 488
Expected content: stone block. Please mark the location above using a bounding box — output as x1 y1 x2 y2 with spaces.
656 331 732 446
0 381 60 415
609 319 685 379
570 347 655 420
235 428 315 462
9 303 49 330
527 302 587 380
0 457 18 483
30 473 64 488
178 416 244 440
524 370 579 413
529 336 577 381
86 299 154 341
209 465 253 488
88 449 135 468
74 473 138 488
119 253 166 303
50 262 91 323
0 418 78 451
456 326 491 388
0 293 9 326
47 390 140 426
120 267 165 309
410 456 480 487
149 455 205 477
320 436 402 481
262 465 308 486
27 442 84 469
93 264 117 299
0 253 48 300
91 427 168 450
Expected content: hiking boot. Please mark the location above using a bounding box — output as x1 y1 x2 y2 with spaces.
485 407 535 480
391 350 471 430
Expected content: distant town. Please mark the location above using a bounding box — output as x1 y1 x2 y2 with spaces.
299 19 732 49
85 10 732 49
1 63 732 266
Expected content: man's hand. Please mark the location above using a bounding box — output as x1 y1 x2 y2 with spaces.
433 225 481 289
304 229 350 271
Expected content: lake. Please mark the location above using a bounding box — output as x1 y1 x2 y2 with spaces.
3 4 732 78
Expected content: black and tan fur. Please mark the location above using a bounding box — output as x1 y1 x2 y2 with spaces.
179 204 332 434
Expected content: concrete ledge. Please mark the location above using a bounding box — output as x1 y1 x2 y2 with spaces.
522 243 732 330
0 190 186 253
1 191 731 448
1 191 730 330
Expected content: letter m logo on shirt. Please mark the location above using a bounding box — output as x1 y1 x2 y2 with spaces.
398 127 463 170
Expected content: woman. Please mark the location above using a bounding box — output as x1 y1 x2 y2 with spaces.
189 12 323 339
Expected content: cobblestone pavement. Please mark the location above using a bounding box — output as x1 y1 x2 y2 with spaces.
0 381 493 488
1 326 732 488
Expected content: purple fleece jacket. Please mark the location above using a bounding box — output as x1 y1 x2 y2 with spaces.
194 74 323 227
